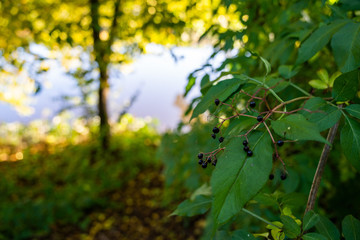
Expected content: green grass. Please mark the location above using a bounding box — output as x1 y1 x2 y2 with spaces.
0 116 160 240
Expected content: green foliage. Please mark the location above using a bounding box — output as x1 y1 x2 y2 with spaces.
308 69 340 90
301 97 341 131
341 117 360 170
345 104 360 119
332 70 360 102
158 0 360 238
342 215 360 240
231 230 257 240
315 215 340 240
0 116 160 239
171 195 212 217
211 131 272 226
271 114 329 144
280 215 301 238
331 22 360 72
296 19 349 65
278 65 300 79
303 233 328 240
191 77 246 120
303 211 320 231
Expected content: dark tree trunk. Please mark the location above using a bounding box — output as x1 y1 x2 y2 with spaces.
98 66 110 149
90 0 110 149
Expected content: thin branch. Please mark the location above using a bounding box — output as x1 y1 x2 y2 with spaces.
108 0 121 49
304 120 340 214
242 208 281 229
288 81 311 96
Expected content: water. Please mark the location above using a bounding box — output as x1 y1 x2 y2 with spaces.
0 46 221 131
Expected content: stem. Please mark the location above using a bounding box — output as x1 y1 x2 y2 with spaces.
247 76 284 103
304 120 340 214
242 208 281 229
289 81 311 96
272 96 311 112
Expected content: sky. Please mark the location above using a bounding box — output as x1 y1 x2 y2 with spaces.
0 45 223 131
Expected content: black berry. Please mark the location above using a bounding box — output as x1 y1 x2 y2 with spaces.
207 157 212 163
198 153 203 159
198 159 203 165
215 99 220 106
202 162 207 169
280 172 287 180
219 137 224 143
277 140 284 147
212 160 217 166
247 150 253 157
213 127 220 134
269 174 274 180
243 146 249 152
249 101 256 108
257 115 263 122
243 140 248 146
211 134 216 139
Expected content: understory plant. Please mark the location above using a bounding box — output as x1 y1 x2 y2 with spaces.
160 0 360 239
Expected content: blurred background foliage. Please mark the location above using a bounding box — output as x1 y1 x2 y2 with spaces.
0 0 359 239
159 0 360 238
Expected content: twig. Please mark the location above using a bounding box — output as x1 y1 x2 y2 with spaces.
241 208 281 229
304 120 340 214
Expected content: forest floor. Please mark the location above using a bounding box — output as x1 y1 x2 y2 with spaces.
41 167 205 240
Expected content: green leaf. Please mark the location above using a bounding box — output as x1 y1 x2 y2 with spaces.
184 74 196 97
190 77 246 121
260 56 271 76
280 215 301 238
271 114 329 144
282 170 300 193
170 195 212 217
200 74 211 95
213 230 231 240
231 230 257 240
317 69 329 84
329 72 342 87
339 0 360 11
331 22 360 72
303 233 328 240
278 65 300 79
224 116 257 136
254 193 278 207
249 51 271 75
211 131 272 226
266 77 289 93
303 211 320 231
301 97 341 131
309 80 328 89
332 70 359 102
341 117 360 170
190 184 212 200
342 215 360 240
296 19 349 64
280 192 306 209
345 104 360 119
315 215 340 240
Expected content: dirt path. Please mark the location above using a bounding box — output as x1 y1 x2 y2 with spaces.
43 168 204 240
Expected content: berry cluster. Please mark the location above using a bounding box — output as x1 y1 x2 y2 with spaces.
196 85 312 180
211 124 225 143
197 152 218 168
242 140 253 157
268 172 287 181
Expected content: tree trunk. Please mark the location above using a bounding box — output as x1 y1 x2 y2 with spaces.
90 0 110 149
98 65 110 149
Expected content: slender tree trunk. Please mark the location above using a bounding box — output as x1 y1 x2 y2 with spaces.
90 0 110 149
98 65 110 149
